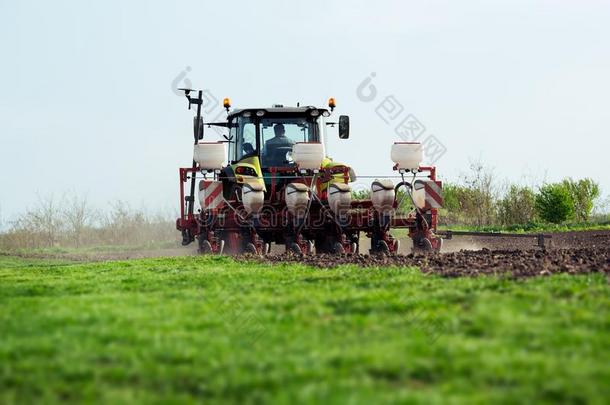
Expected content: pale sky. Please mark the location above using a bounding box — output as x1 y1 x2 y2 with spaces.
1 0 609 220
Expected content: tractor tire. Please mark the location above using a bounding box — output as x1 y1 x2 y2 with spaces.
333 242 345 254
372 240 390 255
198 237 213 254
370 232 391 255
412 238 433 254
315 236 345 254
288 242 303 255
244 242 258 254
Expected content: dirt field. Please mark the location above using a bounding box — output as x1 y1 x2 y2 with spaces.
255 230 610 277
255 247 609 278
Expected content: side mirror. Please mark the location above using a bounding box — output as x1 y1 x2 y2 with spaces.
338 115 350 139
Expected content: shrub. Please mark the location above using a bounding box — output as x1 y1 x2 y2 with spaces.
440 183 479 225
535 183 575 224
498 185 537 226
441 183 461 214
62 195 94 248
440 181 496 226
0 195 178 251
463 160 497 226
562 178 600 222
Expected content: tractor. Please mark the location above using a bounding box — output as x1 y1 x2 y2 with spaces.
176 89 443 255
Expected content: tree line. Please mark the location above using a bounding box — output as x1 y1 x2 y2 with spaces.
441 162 603 228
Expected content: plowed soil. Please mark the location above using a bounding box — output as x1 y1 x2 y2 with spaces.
251 230 610 278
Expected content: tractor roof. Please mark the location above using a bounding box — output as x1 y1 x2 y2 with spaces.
227 106 329 119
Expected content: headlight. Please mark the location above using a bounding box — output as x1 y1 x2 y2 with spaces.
256 110 266 117
235 166 257 176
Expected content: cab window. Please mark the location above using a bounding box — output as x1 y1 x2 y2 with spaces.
229 117 257 162
260 118 317 167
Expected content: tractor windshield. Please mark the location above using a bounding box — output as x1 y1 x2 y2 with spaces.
228 113 325 167
260 118 318 167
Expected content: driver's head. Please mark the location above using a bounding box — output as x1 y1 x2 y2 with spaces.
273 124 285 137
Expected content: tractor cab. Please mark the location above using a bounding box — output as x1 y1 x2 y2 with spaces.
222 105 349 193
227 106 331 168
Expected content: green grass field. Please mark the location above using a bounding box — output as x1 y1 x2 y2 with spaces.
0 255 608 404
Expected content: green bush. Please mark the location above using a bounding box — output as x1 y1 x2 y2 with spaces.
439 183 472 224
440 183 496 226
498 185 537 226
562 178 600 222
535 183 575 224
441 183 461 213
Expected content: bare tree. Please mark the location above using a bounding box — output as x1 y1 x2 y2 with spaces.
28 194 64 247
62 194 93 248
464 159 497 227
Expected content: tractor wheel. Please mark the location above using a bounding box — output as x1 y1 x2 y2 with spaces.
412 238 433 254
199 240 212 254
288 242 303 255
198 234 213 254
333 242 345 254
315 235 345 254
372 240 390 255
244 242 258 254
377 240 390 255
